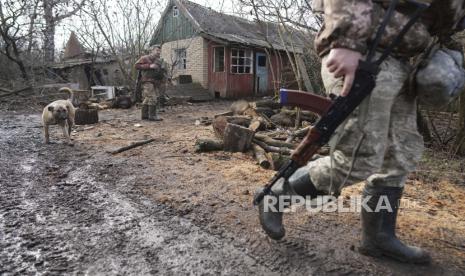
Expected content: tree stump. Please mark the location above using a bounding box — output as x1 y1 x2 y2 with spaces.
213 116 252 138
75 108 99 125
223 123 254 152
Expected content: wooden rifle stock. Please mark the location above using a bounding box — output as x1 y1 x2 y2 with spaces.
253 61 378 206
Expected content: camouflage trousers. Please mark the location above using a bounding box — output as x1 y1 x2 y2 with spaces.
142 82 161 106
307 55 424 192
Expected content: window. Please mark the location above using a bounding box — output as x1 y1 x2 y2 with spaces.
231 49 252 74
214 47 225 72
173 6 179 17
258 55 267 67
175 48 187 70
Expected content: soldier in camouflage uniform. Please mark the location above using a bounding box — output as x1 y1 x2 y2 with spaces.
259 0 465 264
135 45 168 121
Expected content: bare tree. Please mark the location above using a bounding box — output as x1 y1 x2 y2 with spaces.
238 0 323 93
42 0 86 63
0 0 39 82
73 0 163 86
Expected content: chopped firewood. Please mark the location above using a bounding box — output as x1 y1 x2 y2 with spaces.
254 99 281 110
270 112 294 127
254 133 296 149
214 111 233 118
223 123 254 152
195 139 224 153
111 138 156 154
213 116 252 138
295 126 311 137
249 117 268 132
280 109 318 123
249 120 262 132
253 144 272 169
243 107 259 118
253 139 292 155
230 100 251 115
255 107 276 118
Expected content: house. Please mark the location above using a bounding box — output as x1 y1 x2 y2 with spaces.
151 0 310 99
51 32 128 90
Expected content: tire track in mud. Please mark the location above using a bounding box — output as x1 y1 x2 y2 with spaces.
0 113 276 275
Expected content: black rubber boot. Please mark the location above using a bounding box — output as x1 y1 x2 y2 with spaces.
148 105 163 121
141 104 149 120
359 186 431 264
258 167 319 240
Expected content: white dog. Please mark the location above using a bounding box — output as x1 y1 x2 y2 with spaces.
42 87 76 145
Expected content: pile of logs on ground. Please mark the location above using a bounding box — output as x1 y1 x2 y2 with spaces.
195 99 329 171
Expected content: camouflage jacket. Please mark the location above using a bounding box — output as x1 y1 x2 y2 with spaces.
134 55 168 83
313 0 465 57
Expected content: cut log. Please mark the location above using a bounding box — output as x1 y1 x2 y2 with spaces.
270 112 295 127
253 144 272 169
255 107 276 118
253 139 292 155
254 133 296 149
213 116 252 138
254 99 281 110
213 116 228 138
243 107 260 118
295 126 311 137
230 100 250 115
223 123 254 152
195 139 224 153
214 111 233 118
111 138 156 154
249 117 268 132
281 109 318 123
75 108 99 125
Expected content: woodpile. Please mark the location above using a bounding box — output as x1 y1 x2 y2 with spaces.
196 99 328 171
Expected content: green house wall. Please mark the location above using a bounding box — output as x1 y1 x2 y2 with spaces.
151 3 198 45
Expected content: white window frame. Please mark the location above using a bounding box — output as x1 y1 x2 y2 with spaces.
231 48 253 74
173 6 179 17
213 46 225 72
174 48 187 70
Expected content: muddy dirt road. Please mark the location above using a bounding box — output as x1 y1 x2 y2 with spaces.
1 104 464 275
0 113 274 275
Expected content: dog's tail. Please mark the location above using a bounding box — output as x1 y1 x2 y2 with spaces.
59 87 74 100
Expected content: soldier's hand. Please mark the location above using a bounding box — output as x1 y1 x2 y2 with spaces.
326 48 362 97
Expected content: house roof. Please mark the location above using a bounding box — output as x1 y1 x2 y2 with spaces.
154 0 308 53
63 32 86 60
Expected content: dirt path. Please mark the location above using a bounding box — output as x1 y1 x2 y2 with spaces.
1 103 464 275
0 113 275 275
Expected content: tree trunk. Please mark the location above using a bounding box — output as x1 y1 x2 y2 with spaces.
43 0 55 63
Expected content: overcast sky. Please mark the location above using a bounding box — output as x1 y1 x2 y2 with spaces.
56 0 238 52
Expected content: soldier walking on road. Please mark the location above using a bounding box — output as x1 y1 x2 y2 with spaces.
258 0 465 264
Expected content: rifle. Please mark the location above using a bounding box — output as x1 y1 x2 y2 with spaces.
133 70 142 103
253 0 429 206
